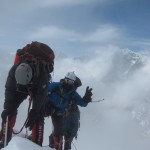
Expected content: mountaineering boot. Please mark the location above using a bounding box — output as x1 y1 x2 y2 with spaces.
64 140 71 150
53 135 63 150
0 115 16 147
64 134 73 150
31 121 44 146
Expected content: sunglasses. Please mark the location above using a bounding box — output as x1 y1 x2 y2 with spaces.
65 78 75 85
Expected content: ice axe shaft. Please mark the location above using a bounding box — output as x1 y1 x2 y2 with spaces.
92 99 105 103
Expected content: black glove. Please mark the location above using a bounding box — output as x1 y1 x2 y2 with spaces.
1 109 14 120
83 86 93 103
25 109 39 130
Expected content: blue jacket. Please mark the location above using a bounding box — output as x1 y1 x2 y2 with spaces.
47 81 87 112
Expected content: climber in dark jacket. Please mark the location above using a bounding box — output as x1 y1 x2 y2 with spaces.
46 72 92 150
0 42 55 148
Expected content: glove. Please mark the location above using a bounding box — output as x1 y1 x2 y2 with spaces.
25 109 39 130
83 86 93 103
1 110 13 120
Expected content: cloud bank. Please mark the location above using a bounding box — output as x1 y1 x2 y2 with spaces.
1 47 150 150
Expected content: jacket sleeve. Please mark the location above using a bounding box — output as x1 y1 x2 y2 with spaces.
48 82 58 92
72 92 88 107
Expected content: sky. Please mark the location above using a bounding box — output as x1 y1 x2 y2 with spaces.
0 0 150 56
1 0 150 150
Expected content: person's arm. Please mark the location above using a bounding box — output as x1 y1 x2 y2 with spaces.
73 86 93 107
73 92 88 107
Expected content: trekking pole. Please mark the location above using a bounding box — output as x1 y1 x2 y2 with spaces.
92 98 105 103
4 116 9 147
72 141 78 150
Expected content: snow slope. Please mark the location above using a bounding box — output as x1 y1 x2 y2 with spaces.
1 136 52 150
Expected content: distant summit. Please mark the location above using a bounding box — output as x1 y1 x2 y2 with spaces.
103 49 144 83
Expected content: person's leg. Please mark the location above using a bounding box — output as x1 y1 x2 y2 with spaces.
0 89 27 147
51 114 64 150
64 110 80 150
28 69 49 146
64 133 72 150
64 114 72 150
31 118 44 146
53 135 63 150
49 132 54 148
70 111 80 139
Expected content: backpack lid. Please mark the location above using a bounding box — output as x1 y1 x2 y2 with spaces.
22 41 55 63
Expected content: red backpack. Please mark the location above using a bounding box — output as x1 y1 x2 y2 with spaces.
14 41 55 73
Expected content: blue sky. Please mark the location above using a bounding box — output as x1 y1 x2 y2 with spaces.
0 0 150 56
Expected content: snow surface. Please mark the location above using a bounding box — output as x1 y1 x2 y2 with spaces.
1 136 52 150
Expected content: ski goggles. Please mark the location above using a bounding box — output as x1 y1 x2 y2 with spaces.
65 78 75 85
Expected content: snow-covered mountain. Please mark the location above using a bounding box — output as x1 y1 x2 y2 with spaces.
1 48 150 150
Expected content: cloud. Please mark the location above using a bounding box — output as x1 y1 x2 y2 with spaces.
36 0 128 8
28 26 80 41
0 0 122 10
35 0 105 7
27 24 124 47
28 24 150 51
83 24 122 43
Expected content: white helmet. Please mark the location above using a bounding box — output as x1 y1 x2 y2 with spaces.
65 72 76 81
15 63 33 85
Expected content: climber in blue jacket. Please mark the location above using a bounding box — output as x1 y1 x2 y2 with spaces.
46 72 93 150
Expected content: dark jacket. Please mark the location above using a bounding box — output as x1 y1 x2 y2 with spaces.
4 61 50 113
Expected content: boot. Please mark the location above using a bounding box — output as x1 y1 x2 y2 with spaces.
53 135 63 150
0 115 16 146
64 134 73 150
31 121 44 146
64 140 71 150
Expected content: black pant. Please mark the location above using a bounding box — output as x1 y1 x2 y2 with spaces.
51 112 64 136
